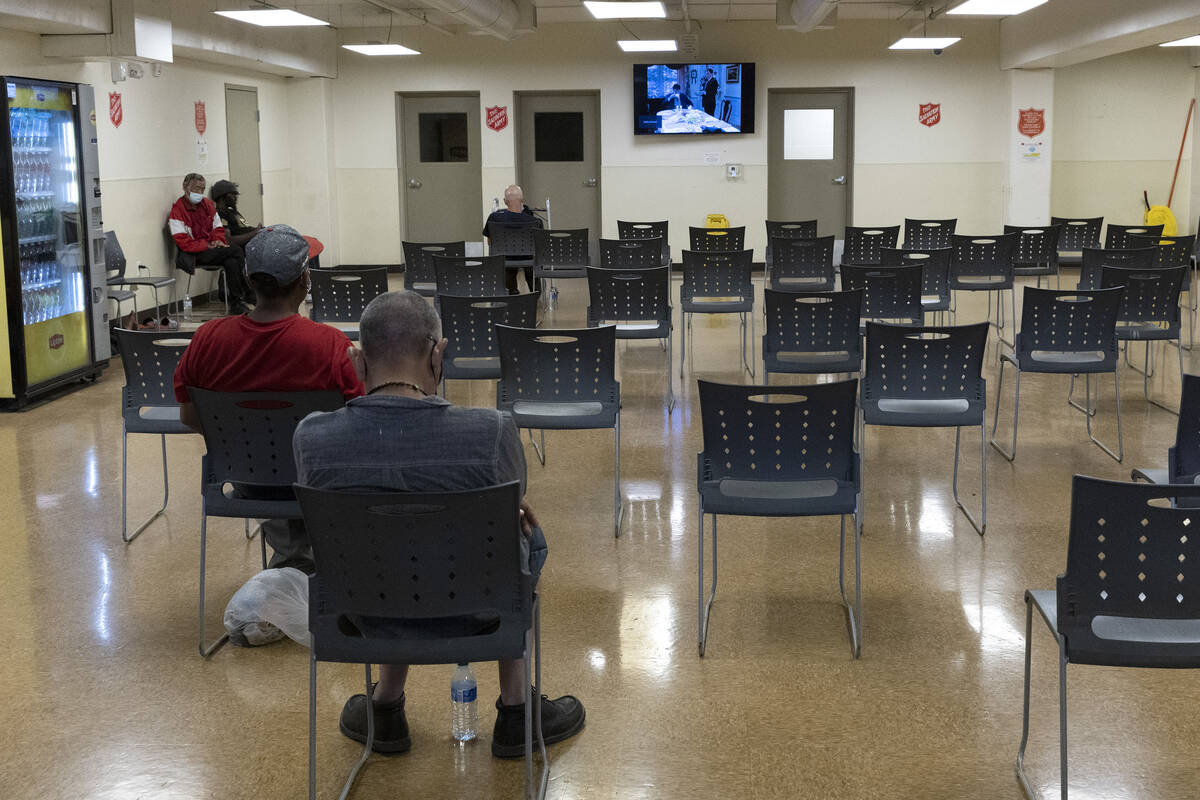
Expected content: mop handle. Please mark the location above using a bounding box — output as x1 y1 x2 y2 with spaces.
1168 98 1195 208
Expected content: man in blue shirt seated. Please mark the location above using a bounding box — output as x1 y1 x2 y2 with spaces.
293 290 585 758
483 184 543 295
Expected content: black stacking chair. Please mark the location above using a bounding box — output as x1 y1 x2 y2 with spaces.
1101 265 1187 413
841 264 923 329
439 292 540 391
114 328 194 543
1076 246 1158 290
841 225 900 266
1104 222 1163 250
1017 475 1200 800
1131 233 1199 350
861 322 989 535
599 238 664 269
402 240 465 297
680 249 756 378
489 222 540 293
1005 224 1063 288
903 218 956 249
1132 372 1200 487
688 226 746 252
764 220 818 275
762 289 863 383
187 388 345 656
106 230 177 318
990 287 1125 463
495 324 623 536
586 265 674 412
881 247 952 322
296 482 547 800
950 233 1019 346
433 254 509 299
308 267 389 340
1051 216 1103 267
617 220 670 266
533 229 589 310
696 379 863 658
769 236 837 292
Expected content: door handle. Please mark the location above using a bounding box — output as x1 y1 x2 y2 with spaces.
407 178 422 189
583 178 597 188
832 176 846 185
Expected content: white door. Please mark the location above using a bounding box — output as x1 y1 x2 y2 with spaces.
399 94 483 242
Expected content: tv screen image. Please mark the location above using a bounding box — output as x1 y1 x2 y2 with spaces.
633 62 755 135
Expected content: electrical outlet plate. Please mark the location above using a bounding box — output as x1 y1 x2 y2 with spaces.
726 164 742 179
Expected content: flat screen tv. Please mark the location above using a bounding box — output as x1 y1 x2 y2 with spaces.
633 63 755 135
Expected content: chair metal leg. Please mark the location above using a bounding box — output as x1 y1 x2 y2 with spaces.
989 360 1020 462
952 423 987 536
260 523 269 570
1016 598 1035 798
1058 638 1069 800
309 651 318 800
698 504 717 657
1144 339 1183 415
527 428 546 466
122 430 170 543
329 664 376 800
1016 595 1069 800
613 414 624 538
740 310 756 379
1066 373 1097 417
245 518 262 540
527 598 549 800
198 508 229 657
1083 372 1123 462
666 330 676 414
680 311 687 379
837 510 863 659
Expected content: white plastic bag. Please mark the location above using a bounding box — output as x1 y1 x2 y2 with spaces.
223 567 311 647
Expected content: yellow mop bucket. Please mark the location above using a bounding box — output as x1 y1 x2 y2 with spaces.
705 213 729 228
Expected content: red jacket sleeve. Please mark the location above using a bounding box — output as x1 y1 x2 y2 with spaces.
331 332 365 399
209 206 228 246
168 197 208 254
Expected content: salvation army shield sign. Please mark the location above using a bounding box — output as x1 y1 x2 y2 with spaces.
108 92 123 128
195 101 207 135
919 103 941 127
485 105 508 132
1018 108 1045 137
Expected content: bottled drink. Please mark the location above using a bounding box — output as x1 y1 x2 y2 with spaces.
450 663 478 742
491 197 500 213
182 293 193 321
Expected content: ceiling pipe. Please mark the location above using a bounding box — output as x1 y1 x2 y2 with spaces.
788 0 838 31
367 0 521 39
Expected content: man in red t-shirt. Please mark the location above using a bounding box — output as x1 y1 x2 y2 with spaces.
174 223 364 572
168 173 255 314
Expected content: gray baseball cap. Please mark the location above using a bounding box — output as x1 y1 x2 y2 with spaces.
245 224 312 284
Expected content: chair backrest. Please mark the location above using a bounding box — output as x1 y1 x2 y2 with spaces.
841 264 923 323
1058 475 1200 668
770 236 836 288
533 228 589 268
1078 247 1158 290
1015 287 1123 369
842 225 900 266
402 241 465 289
495 324 619 406
950 233 1019 281
586 266 670 326
689 225 746 252
434 254 508 297
1129 233 1196 268
115 328 194 410
309 267 389 324
296 481 532 664
616 220 668 265
697 378 859 484
1003 224 1063 265
1104 223 1164 250
1051 216 1103 251
487 222 539 257
188 389 345 490
681 249 755 303
1100 265 1186 327
104 230 127 278
903 218 957 249
440 292 541 363
599 237 663 269
1173 373 1200 481
862 321 988 405
763 288 863 362
765 219 818 242
880 247 951 301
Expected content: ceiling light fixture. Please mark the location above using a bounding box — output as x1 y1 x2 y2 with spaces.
343 43 421 55
584 2 666 20
1160 35 1200 47
947 0 1047 14
214 9 330 27
617 39 677 52
889 37 962 50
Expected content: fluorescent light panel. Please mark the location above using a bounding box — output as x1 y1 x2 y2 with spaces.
584 1 666 19
889 37 962 50
1160 35 1200 47
618 39 677 52
947 0 1047 14
343 43 420 55
214 9 329 27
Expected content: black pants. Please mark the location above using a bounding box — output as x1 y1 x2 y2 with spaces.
703 98 716 117
505 265 535 295
194 245 252 304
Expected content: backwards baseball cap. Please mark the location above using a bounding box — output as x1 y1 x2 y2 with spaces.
245 224 318 284
210 179 238 200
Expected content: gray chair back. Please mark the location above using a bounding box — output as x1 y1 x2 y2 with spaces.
1129 233 1196 268
903 218 956 249
533 229 589 279
115 328 194 434
495 324 619 428
689 226 746 252
1014 287 1124 374
433 254 508 297
402 241 465 294
762 289 862 376
841 264 923 325
309 267 388 325
1105 223 1164 250
881 247 951 312
842 225 900 266
1004 224 1063 271
440 292 540 381
488 223 539 258
770 236 836 292
1078 247 1157 290
617 220 669 265
949 233 1019 290
1051 216 1103 251
585 266 671 338
599 237 663 269
681 249 755 311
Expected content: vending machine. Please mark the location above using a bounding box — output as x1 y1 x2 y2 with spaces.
0 77 108 407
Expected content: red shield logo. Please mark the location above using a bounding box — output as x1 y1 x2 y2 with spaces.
919 103 941 127
485 105 508 132
1018 108 1045 137
48 333 64 350
195 101 206 135
108 92 122 128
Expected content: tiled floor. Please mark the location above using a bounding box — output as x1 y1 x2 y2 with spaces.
3 273 1199 799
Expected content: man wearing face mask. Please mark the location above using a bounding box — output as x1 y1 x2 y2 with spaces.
168 173 255 315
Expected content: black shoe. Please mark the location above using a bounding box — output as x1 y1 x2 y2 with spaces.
491 691 585 758
339 690 412 754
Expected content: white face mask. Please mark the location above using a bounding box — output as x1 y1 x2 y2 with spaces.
188 191 204 204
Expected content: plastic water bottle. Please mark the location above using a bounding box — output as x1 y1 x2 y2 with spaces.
182 293 193 321
451 663 478 742
491 197 500 213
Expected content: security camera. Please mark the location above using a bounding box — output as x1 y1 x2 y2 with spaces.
932 48 944 56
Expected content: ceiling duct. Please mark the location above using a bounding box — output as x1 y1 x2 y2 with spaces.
370 0 527 39
779 0 838 32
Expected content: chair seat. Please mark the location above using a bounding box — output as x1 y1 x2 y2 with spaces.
1014 265 1056 276
683 298 753 313
411 281 436 292
1057 250 1083 265
109 288 136 302
922 296 951 311
1030 589 1200 646
110 275 176 288
862 397 982 428
1116 321 1178 341
510 400 618 430
534 266 588 279
204 486 304 520
951 276 1012 290
444 356 501 380
1007 347 1113 374
774 350 855 366
699 477 857 517
126 405 192 435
